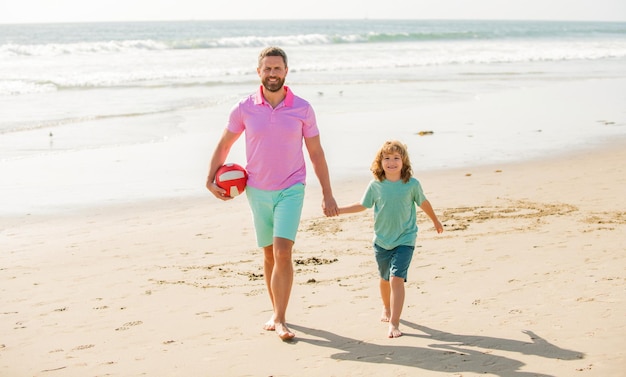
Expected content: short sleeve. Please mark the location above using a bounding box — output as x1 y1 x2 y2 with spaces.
301 103 319 139
412 179 427 206
360 181 376 208
226 102 245 134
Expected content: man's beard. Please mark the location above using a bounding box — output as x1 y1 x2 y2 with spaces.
262 77 285 93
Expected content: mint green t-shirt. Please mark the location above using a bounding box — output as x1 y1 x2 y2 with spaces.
361 177 427 250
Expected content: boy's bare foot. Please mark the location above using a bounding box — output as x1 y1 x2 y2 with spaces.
380 307 391 322
263 318 276 331
275 322 295 341
388 324 402 338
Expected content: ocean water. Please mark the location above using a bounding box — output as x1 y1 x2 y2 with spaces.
1 19 625 215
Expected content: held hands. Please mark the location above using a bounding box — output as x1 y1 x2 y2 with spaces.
206 180 233 201
322 196 339 217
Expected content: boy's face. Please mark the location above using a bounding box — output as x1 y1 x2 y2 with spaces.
382 152 403 179
258 56 288 93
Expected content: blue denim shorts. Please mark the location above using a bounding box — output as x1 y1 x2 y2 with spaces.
374 243 415 282
246 183 305 247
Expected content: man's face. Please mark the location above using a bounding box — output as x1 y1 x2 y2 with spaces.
258 56 288 93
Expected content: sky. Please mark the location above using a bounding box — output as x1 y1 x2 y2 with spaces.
1 0 625 24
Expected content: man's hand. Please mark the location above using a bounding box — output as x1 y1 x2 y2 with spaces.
206 181 233 201
322 196 339 217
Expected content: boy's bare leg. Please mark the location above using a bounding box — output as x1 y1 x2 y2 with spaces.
379 278 391 322
388 276 405 338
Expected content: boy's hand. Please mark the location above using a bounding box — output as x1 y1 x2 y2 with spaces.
434 220 444 234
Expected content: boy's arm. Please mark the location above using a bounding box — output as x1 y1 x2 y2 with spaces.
419 200 444 233
338 203 367 215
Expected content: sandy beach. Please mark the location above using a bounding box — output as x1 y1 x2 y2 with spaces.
2 133 625 376
2 18 626 377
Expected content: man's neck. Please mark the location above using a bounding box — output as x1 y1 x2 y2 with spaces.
263 87 286 108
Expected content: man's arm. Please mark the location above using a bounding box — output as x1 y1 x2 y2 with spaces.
206 129 241 200
304 135 338 217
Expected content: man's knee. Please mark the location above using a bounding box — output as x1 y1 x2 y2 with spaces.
273 238 293 264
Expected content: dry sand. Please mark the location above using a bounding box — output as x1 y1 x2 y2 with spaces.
1 140 625 377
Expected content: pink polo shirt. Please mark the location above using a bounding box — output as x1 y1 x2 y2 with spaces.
227 85 320 191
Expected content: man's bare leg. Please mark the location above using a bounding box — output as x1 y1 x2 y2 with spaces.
262 238 295 340
271 237 295 340
263 245 276 331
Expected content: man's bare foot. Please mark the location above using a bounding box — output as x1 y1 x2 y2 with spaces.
263 318 276 331
380 307 391 322
275 322 295 341
388 324 402 338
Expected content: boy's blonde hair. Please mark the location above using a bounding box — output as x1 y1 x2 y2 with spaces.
370 140 413 183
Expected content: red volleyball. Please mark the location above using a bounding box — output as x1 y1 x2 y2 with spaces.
215 163 248 197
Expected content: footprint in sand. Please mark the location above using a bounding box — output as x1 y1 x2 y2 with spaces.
72 344 95 351
294 257 338 266
215 307 233 313
115 320 143 331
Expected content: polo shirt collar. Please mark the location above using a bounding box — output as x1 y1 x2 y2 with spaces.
254 85 294 107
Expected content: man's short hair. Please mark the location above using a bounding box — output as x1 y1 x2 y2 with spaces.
258 47 288 68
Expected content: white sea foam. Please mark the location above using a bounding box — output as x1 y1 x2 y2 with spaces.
0 40 169 56
0 79 57 95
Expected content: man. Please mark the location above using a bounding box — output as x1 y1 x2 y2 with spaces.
206 47 338 341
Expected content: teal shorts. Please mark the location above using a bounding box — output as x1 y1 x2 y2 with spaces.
374 243 415 282
245 183 305 247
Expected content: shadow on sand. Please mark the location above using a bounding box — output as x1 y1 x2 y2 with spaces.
289 321 583 377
